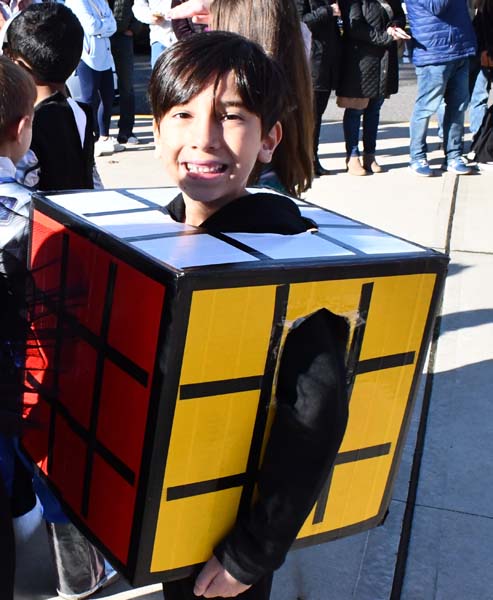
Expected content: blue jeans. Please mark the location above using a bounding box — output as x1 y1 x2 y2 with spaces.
151 42 167 69
410 58 470 162
469 67 491 135
343 97 384 157
76 61 114 138
111 32 136 139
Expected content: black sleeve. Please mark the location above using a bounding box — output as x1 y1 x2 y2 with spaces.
341 0 394 46
297 0 335 35
214 309 349 584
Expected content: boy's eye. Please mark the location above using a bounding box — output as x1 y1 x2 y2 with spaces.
221 112 243 122
172 111 191 119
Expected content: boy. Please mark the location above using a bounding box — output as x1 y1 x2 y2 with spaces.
0 54 37 600
149 32 348 600
4 3 95 191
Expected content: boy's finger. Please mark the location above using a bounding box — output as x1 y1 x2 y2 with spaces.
193 557 221 596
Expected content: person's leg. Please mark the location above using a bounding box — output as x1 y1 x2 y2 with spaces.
409 63 448 163
442 58 470 163
343 107 366 175
162 573 273 600
469 67 490 136
111 33 136 141
313 90 331 175
362 97 384 155
151 42 167 69
76 61 100 138
97 68 116 138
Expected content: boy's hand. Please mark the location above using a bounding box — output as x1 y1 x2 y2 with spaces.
193 556 251 597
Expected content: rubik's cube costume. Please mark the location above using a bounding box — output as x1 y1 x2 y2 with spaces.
22 187 447 588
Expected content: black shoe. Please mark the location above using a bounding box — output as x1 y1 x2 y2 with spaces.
314 161 330 177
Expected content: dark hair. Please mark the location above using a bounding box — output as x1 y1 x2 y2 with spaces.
6 3 83 84
0 56 36 145
211 0 314 196
149 31 288 136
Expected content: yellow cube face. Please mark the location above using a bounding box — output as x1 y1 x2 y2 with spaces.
151 273 437 572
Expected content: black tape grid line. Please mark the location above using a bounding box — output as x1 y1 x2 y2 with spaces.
180 376 263 400
210 232 272 261
312 442 392 524
313 231 366 256
26 372 135 485
83 206 162 218
164 442 392 505
356 351 416 375
122 230 203 243
82 190 170 219
47 233 70 474
346 282 374 393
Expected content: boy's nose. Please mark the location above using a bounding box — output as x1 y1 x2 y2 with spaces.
190 113 221 150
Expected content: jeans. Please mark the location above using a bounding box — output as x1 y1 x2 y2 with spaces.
151 41 167 68
469 66 491 136
410 58 470 162
111 32 136 139
76 60 114 138
343 97 384 157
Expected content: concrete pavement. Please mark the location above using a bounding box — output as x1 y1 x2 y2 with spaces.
14 112 493 600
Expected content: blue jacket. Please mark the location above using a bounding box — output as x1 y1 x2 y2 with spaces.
406 0 477 66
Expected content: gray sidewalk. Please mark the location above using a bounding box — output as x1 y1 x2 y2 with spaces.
15 117 493 600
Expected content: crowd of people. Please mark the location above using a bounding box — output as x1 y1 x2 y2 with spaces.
0 0 492 599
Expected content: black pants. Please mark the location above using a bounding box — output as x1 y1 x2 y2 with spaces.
162 572 273 600
313 90 331 158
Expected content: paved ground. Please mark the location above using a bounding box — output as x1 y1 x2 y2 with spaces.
14 60 493 599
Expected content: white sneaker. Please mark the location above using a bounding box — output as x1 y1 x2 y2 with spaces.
57 566 119 600
95 136 125 157
125 135 140 145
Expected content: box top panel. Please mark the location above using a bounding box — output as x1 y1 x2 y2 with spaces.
36 188 436 272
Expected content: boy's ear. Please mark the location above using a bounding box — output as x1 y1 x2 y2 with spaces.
257 121 282 164
152 118 162 158
8 114 31 143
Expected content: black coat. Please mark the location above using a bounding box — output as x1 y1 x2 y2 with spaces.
337 0 405 98
297 0 342 91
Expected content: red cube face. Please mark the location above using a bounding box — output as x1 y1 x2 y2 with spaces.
23 209 166 565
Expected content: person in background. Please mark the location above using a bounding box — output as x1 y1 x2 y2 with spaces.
110 0 141 145
297 0 343 177
336 0 409 175
0 54 37 600
210 0 315 196
132 0 175 67
406 0 477 176
469 0 493 150
65 0 124 157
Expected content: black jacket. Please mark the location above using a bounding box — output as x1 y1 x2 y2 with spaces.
337 0 405 98
296 0 342 91
31 93 94 192
474 0 493 56
167 192 349 584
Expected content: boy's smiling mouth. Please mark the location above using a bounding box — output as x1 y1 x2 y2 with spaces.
183 161 228 175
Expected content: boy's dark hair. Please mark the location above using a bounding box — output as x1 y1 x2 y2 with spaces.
149 31 288 135
6 3 83 84
0 56 36 145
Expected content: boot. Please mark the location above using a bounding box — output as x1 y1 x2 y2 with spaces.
363 154 385 173
313 158 330 177
346 155 367 176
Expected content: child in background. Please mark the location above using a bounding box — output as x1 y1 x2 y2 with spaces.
150 31 348 600
5 3 95 191
0 54 37 600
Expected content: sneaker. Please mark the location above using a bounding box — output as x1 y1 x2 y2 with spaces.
409 159 433 177
95 136 125 157
446 157 472 175
117 134 140 145
57 566 119 600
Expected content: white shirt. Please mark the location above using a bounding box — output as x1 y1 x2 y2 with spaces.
132 0 175 47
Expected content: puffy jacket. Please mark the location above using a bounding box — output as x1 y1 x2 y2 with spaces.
406 0 476 66
337 0 405 98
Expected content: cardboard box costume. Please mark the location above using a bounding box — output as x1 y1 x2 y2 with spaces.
22 188 447 585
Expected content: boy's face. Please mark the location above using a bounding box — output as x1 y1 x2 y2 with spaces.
153 71 281 216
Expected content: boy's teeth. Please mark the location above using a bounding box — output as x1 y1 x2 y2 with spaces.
186 163 224 174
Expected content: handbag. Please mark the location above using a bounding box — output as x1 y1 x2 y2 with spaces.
336 96 370 109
